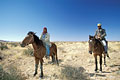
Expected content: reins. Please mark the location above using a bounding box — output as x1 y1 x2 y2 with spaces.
27 35 34 45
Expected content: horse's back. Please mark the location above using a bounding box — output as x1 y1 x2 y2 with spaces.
51 42 57 48
50 42 57 53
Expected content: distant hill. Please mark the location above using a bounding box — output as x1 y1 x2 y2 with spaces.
0 40 9 42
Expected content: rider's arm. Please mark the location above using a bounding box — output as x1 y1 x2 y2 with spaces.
45 33 50 42
40 34 43 40
94 30 98 38
101 29 106 39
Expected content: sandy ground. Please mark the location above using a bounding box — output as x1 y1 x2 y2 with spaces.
0 41 120 80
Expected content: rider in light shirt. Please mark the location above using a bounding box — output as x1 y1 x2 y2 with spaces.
40 27 51 58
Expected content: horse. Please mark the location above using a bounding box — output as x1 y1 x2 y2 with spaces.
21 31 59 78
88 35 107 72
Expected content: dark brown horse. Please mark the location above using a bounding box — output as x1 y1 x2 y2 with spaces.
89 35 107 72
21 31 59 78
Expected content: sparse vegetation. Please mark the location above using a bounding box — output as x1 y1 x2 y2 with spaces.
23 48 34 56
0 42 8 50
0 65 26 80
10 43 18 47
60 66 89 80
0 41 120 80
0 52 4 60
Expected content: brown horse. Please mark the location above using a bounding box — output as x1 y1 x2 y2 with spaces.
89 35 107 72
21 31 59 78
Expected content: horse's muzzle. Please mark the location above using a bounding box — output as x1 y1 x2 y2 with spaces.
20 44 25 47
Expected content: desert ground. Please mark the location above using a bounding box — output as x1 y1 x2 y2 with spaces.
0 41 120 80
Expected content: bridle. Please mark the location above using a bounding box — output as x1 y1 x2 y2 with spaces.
26 34 34 45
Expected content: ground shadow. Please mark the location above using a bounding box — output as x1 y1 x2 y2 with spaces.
0 56 2 61
102 71 111 73
95 74 106 77
89 72 107 77
60 65 90 80
110 64 120 72
110 64 120 68
89 73 95 77
47 58 63 65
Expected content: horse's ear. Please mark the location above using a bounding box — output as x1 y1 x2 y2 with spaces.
34 32 37 34
89 35 92 37
89 35 92 39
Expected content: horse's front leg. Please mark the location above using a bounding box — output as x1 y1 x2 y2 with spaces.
94 55 98 72
104 53 107 67
40 60 43 78
52 54 55 63
34 57 39 76
100 55 102 72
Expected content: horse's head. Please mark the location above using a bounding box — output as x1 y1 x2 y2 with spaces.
21 31 35 47
88 35 96 51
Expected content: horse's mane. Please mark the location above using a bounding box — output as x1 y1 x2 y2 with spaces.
95 39 101 44
94 39 103 48
33 34 43 46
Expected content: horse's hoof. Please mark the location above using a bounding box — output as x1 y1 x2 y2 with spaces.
33 72 37 77
57 63 59 66
107 55 110 59
108 57 111 59
95 69 97 71
56 62 59 66
100 71 102 73
94 69 98 73
51 62 55 65
104 64 107 67
95 71 98 73
40 75 43 78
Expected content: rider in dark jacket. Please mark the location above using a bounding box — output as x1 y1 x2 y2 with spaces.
95 23 108 53
89 23 108 54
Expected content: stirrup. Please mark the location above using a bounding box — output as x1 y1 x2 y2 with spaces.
89 51 92 54
45 55 50 59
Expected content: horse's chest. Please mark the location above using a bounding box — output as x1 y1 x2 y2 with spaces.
34 49 45 58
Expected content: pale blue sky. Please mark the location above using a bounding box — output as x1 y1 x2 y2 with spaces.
0 0 120 41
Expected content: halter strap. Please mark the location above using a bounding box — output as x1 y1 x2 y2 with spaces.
27 35 34 45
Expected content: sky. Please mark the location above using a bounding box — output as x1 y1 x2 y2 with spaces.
0 0 120 41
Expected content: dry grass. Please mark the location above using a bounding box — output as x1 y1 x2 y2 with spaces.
0 42 8 50
0 64 26 80
0 41 120 80
23 48 34 56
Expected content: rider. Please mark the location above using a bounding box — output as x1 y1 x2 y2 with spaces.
40 27 51 58
94 23 108 54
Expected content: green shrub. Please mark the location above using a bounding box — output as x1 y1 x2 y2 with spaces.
10 43 18 47
23 48 33 56
0 45 8 50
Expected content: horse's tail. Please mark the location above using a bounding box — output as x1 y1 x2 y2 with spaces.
52 43 59 65
107 53 110 59
52 43 57 54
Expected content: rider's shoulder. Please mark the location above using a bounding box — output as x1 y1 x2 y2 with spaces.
102 29 106 31
46 33 50 36
96 29 98 31
96 29 99 32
